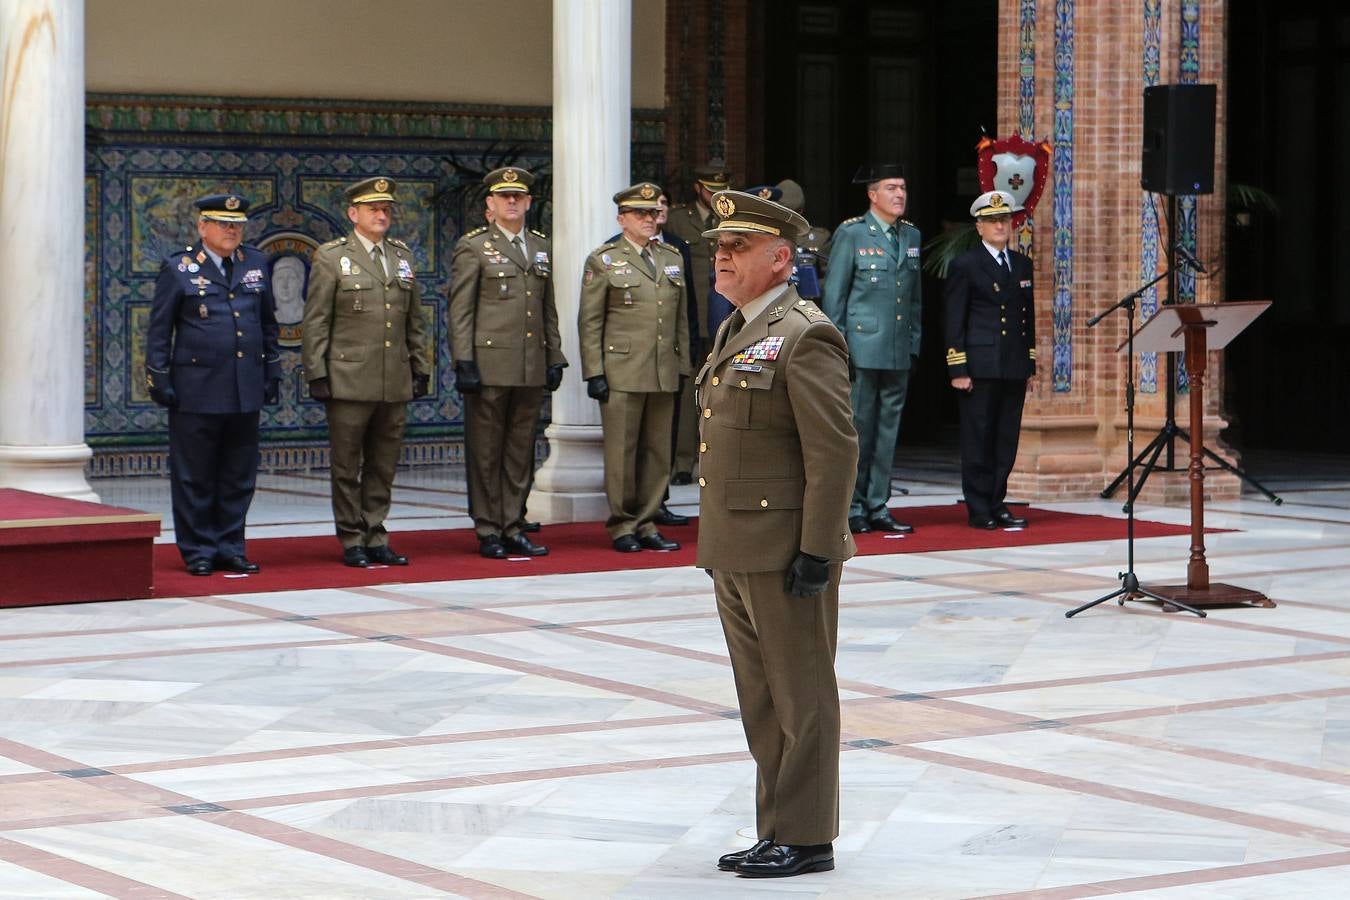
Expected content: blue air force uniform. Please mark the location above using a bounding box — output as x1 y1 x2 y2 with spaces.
943 190 1037 526
822 204 922 524
145 194 280 572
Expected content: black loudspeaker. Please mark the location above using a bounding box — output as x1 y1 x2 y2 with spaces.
1141 84 1216 195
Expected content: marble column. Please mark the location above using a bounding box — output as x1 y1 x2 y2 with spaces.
0 0 96 501
529 0 631 522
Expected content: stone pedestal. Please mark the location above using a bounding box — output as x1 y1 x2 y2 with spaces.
529 0 631 523
0 0 96 501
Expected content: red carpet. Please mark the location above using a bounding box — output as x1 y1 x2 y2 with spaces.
153 505 1206 599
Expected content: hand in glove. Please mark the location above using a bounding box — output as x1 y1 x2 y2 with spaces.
546 363 565 392
586 375 610 403
412 373 430 398
263 378 280 406
149 382 177 409
454 360 483 395
784 552 830 598
308 377 332 401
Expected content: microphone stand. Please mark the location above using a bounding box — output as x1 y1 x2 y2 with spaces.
1067 274 1204 619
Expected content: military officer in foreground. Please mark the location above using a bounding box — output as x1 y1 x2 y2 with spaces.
943 190 1036 530
823 162 922 535
302 176 431 567
696 191 858 878
449 166 566 559
579 182 691 552
146 194 280 576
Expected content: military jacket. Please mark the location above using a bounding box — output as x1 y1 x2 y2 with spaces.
146 243 280 415
578 237 692 392
448 224 565 386
664 203 721 339
942 246 1037 380
694 287 859 572
822 212 923 370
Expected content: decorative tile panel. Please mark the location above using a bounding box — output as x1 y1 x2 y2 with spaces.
1051 0 1074 392
1139 0 1162 394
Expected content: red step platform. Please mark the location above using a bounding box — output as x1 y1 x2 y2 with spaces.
0 489 161 608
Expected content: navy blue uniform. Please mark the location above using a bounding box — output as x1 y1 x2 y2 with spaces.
943 245 1036 520
146 243 280 566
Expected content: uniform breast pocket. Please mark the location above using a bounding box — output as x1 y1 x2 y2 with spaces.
856 257 890 287
848 314 878 335
339 276 372 308
728 367 776 430
484 265 518 297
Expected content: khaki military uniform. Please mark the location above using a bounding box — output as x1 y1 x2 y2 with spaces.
303 232 429 549
665 203 722 476
696 286 858 846
449 223 565 539
579 237 691 539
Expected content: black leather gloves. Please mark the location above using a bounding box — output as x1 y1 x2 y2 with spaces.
308 377 332 401
454 360 483 395
546 364 565 392
263 378 280 406
784 552 830 598
412 373 430 398
586 375 610 403
149 382 177 409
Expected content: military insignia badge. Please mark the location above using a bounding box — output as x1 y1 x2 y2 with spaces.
225 196 240 211
663 265 681 278
352 265 361 275
907 247 920 258
198 303 208 319
195 251 206 264
1020 279 1032 288
187 263 199 273
397 258 414 280
177 263 187 272
639 184 655 200
502 169 519 183
374 178 389 192
757 187 773 199
340 256 351 275
714 195 736 218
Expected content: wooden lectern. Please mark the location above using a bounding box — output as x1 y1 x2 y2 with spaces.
1122 300 1275 609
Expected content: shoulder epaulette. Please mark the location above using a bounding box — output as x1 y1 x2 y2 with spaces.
899 218 916 229
790 298 828 320
529 228 547 239
319 236 348 250
183 244 194 252
388 237 411 250
463 225 488 239
594 239 620 253
654 240 681 256
841 215 864 226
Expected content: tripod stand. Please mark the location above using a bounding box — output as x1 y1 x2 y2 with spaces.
1067 275 1203 619
1100 194 1282 509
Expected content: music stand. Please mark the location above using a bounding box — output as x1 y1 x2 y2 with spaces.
1128 301 1275 610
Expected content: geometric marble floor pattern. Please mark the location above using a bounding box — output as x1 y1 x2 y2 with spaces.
2 456 1349 898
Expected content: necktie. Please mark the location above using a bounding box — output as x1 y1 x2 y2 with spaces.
372 244 388 281
886 225 899 255
511 235 525 260
221 256 234 282
641 246 656 277
998 250 1010 274
725 309 745 341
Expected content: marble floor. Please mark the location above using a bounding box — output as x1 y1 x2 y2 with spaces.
2 451 1349 898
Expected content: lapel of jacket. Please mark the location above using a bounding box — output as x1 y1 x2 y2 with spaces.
713 304 770 369
979 246 1012 289
348 232 382 282
619 238 658 284
198 248 229 287
492 225 528 270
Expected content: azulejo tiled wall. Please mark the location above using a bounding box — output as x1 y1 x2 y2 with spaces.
85 94 666 476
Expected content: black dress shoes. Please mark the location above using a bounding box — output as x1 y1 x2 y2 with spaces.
967 515 998 530
613 534 642 553
639 532 680 551
366 545 408 566
343 546 370 567
216 556 259 574
479 535 508 559
735 842 834 878
867 512 914 534
670 471 693 486
848 515 872 534
995 510 1029 528
717 839 773 871
502 533 549 556
653 504 690 527
521 520 541 533
186 560 213 576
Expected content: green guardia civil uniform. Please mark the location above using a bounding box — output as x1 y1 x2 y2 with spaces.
579 182 692 540
822 208 923 520
448 166 566 540
302 176 430 551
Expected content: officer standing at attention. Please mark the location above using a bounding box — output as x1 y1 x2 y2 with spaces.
822 163 922 535
146 194 280 576
943 190 1036 530
775 178 832 301
579 182 691 552
696 190 857 878
302 177 431 567
664 162 735 484
449 166 566 559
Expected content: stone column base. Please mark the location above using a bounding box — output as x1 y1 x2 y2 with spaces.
527 423 610 524
0 443 98 502
1007 415 1106 502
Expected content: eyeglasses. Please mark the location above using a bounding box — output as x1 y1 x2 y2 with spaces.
205 219 244 229
622 208 661 219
